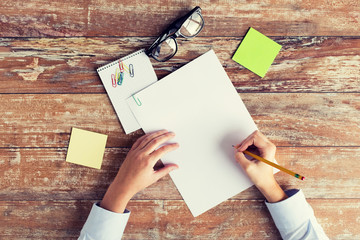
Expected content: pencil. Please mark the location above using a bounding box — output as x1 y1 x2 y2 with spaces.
233 146 305 180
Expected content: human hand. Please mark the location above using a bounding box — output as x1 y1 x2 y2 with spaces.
100 130 179 213
234 130 287 203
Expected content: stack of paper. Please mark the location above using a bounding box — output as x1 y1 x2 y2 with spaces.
127 50 259 217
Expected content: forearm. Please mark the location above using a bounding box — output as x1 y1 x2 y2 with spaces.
255 179 288 203
100 180 132 214
265 189 329 240
78 203 130 240
257 182 288 203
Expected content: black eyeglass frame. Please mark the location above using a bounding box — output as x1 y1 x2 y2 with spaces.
145 6 204 62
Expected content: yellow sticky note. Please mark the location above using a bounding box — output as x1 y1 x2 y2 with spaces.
232 27 282 78
65 128 108 169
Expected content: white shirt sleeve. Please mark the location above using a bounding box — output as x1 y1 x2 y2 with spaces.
265 189 329 240
78 203 130 240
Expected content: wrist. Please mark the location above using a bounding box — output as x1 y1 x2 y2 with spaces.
100 182 133 213
257 181 288 203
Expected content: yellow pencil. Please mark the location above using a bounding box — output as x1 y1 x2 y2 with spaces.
233 146 305 180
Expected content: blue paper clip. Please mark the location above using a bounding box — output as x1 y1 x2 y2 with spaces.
118 72 124 85
129 64 134 77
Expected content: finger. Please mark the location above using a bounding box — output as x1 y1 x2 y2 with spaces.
137 130 169 150
252 131 271 150
142 132 176 154
150 143 179 161
235 151 253 170
153 164 179 181
131 134 148 150
234 130 257 150
239 130 270 152
132 132 155 150
238 136 255 152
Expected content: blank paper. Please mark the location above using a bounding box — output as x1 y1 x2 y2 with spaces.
127 50 258 217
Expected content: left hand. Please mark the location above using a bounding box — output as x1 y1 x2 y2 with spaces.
100 130 179 213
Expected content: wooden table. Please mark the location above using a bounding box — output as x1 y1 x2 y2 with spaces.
1 1 359 239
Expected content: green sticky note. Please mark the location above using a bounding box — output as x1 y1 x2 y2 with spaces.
65 128 108 169
232 27 281 78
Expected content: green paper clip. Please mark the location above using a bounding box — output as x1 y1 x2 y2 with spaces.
132 95 142 106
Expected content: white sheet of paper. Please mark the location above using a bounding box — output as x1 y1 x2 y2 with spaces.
127 50 259 217
97 50 157 134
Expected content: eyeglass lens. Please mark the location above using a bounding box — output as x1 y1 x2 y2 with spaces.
179 12 203 37
152 38 177 61
152 11 204 61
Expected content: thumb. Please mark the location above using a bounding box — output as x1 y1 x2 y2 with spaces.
235 151 252 170
154 164 178 181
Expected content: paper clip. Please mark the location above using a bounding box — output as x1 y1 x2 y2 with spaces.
118 72 124 85
119 60 125 73
111 74 117 88
129 64 134 77
132 95 142 106
123 64 129 73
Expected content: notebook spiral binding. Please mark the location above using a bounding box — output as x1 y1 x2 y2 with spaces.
97 49 145 73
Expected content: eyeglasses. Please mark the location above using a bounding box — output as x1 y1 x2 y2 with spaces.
146 6 204 62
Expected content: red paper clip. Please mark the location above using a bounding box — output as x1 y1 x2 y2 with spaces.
111 74 117 88
119 60 125 73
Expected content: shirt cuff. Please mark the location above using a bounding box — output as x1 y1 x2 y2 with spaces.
79 202 130 240
265 189 313 232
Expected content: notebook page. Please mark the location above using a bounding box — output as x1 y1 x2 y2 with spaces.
97 50 157 134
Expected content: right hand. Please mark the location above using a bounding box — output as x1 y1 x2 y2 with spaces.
234 130 287 203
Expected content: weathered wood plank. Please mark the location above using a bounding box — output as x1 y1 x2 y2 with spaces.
0 0 359 37
0 37 359 93
0 93 359 148
0 200 91 239
0 199 359 239
1 147 359 201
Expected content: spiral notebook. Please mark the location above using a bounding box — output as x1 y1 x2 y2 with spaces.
97 49 157 134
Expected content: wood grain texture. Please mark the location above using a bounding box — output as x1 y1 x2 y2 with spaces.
0 199 359 239
0 37 359 93
1 0 359 239
0 93 359 148
1 147 359 201
0 0 359 37
0 200 91 239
